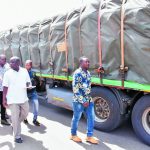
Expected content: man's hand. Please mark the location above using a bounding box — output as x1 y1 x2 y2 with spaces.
3 86 8 108
26 82 31 87
83 101 89 107
3 99 8 108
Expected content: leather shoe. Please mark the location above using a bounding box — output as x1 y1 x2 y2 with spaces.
33 120 40 126
24 119 29 124
86 136 99 144
70 135 82 143
1 119 10 126
15 138 23 143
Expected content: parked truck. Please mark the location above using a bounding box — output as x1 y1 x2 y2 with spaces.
0 0 150 145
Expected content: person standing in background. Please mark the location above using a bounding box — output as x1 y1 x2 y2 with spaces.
24 60 40 126
3 56 31 143
0 54 10 125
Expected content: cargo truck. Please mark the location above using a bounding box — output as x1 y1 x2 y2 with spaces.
0 0 150 145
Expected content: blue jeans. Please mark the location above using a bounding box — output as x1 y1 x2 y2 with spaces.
27 91 39 120
71 102 95 137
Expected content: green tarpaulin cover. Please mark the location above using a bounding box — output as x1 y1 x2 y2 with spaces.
0 0 150 91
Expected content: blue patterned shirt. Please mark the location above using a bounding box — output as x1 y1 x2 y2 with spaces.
72 67 92 103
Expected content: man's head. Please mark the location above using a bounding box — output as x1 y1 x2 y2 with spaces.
10 56 20 71
0 54 6 67
25 60 32 71
79 56 90 70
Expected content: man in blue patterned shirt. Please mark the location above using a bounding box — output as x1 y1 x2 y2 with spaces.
70 56 99 144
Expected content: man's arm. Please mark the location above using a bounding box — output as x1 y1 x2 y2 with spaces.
2 72 9 108
25 69 31 86
3 86 8 108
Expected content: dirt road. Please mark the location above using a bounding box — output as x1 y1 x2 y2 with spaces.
0 100 149 150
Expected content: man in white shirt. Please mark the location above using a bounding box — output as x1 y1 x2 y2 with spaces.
3 56 31 143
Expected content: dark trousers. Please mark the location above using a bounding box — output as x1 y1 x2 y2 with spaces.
0 91 6 120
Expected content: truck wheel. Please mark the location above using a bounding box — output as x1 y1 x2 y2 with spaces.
92 87 123 131
132 95 150 145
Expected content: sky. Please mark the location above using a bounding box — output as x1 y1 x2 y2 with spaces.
0 0 90 31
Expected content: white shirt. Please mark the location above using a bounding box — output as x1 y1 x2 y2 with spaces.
0 63 10 91
3 67 31 104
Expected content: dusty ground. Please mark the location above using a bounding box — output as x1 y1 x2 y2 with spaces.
0 100 150 150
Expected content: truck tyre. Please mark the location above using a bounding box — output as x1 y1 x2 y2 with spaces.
91 87 123 131
131 95 150 145
35 77 46 92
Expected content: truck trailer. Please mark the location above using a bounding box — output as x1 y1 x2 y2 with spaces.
0 0 150 145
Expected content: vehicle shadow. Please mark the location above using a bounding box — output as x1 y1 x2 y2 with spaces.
93 119 150 150
38 99 75 127
37 100 111 150
37 100 111 149
38 99 150 150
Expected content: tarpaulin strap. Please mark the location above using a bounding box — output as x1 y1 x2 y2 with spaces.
10 28 23 66
2 33 5 55
67 12 75 71
48 19 54 78
27 25 32 60
38 23 42 77
78 7 84 56
97 2 104 85
120 0 128 89
4 31 13 57
64 14 69 80
16 27 23 66
9 29 14 57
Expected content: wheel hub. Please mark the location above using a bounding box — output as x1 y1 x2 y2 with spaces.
142 107 150 135
94 97 110 122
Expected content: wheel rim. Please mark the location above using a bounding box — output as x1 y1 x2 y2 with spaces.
142 107 150 135
94 96 110 122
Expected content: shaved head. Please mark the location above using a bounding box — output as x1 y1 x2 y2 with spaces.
79 56 90 70
79 56 88 65
10 56 20 63
25 60 32 64
25 59 32 70
0 54 6 59
9 56 20 71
